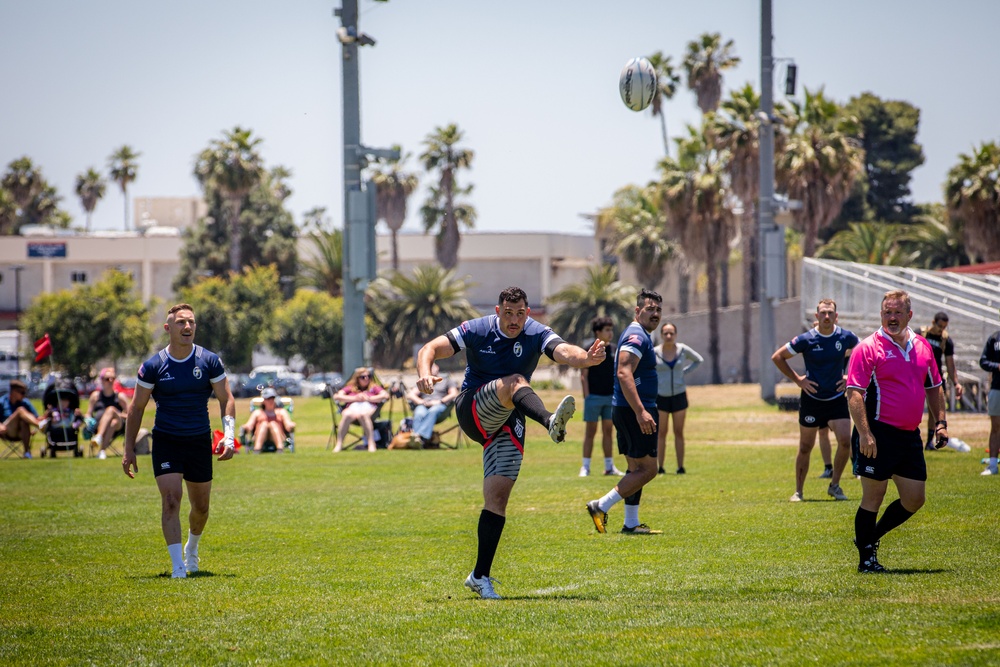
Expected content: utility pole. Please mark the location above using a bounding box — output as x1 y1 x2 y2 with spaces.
336 1 398 374
758 0 785 401
11 265 24 375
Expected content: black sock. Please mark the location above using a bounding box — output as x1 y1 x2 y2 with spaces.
824 464 833 470
624 488 643 506
855 507 878 551
474 510 506 579
512 387 552 426
875 499 915 540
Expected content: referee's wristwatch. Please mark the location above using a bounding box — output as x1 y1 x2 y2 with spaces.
935 419 948 429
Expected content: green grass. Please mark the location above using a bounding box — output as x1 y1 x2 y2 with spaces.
2 387 998 666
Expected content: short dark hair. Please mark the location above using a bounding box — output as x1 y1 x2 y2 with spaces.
637 288 662 307
934 311 949 323
167 303 195 318
591 316 614 334
9 379 27 394
498 287 528 307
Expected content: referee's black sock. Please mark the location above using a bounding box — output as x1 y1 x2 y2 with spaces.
512 387 552 426
854 507 878 551
874 499 915 540
474 509 506 580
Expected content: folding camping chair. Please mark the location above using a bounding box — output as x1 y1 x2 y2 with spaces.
240 396 295 453
326 369 391 450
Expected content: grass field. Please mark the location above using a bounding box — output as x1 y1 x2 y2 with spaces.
2 385 998 666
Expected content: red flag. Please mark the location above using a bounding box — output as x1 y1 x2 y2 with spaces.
34 334 52 363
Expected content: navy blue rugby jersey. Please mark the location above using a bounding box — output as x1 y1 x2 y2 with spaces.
612 322 658 409
785 325 859 400
136 345 227 436
447 315 564 392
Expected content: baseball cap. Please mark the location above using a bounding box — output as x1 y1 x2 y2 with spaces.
261 387 277 399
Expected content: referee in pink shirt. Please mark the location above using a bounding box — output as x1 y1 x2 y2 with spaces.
845 290 949 573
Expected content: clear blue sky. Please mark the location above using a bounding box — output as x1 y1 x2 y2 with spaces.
2 0 997 234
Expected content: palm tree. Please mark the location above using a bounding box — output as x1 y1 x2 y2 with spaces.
268 165 294 202
367 265 480 368
683 32 741 115
0 188 17 235
74 167 106 232
600 184 677 289
194 127 265 273
420 124 476 269
107 145 141 231
817 222 915 265
713 85 762 383
547 265 635 344
299 207 343 297
370 146 419 270
659 124 738 384
777 88 866 257
901 206 968 269
945 141 1000 263
647 51 681 157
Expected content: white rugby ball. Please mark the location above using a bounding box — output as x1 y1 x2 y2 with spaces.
619 57 656 112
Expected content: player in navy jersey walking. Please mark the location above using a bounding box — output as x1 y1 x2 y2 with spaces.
416 287 606 599
122 303 236 578
772 299 859 502
586 288 663 535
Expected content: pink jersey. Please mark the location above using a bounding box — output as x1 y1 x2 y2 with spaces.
846 328 942 431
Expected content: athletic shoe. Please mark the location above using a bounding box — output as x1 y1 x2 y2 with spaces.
857 540 886 573
464 572 501 600
924 442 936 452
184 548 199 574
586 500 607 534
621 523 662 535
658 467 666 475
827 483 848 501
819 467 833 479
578 466 590 477
676 467 686 475
547 396 576 443
97 450 107 460
604 466 625 476
171 567 187 579
982 467 999 476
789 491 803 502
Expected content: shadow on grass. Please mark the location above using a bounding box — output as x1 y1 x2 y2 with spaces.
883 568 950 576
149 570 236 579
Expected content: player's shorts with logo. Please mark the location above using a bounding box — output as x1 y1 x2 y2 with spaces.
456 380 525 481
851 420 927 482
612 405 659 459
583 393 613 422
798 392 849 428
656 391 689 414
151 429 213 482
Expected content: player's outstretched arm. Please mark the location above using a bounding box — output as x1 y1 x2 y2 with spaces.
552 339 606 368
416 335 456 394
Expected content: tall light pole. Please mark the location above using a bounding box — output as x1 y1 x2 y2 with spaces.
336 1 398 374
758 0 785 401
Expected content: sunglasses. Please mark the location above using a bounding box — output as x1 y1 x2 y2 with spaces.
102 377 115 381
358 375 371 380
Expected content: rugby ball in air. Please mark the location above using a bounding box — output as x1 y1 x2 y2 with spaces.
619 57 656 112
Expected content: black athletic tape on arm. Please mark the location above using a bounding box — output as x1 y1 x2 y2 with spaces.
445 331 462 354
543 337 565 361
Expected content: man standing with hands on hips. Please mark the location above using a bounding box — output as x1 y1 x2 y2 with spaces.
122 303 236 578
846 290 947 573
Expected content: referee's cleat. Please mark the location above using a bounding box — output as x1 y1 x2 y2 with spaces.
621 523 662 535
586 500 607 534
464 572 501 600
547 395 576 443
856 539 887 573
827 483 848 501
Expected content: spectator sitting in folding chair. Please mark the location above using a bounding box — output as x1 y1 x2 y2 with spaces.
241 387 295 453
406 363 460 448
1 380 40 459
331 367 389 453
85 367 131 460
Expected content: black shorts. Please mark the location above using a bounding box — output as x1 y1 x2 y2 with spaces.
852 421 927 482
612 405 658 459
151 430 213 483
798 393 850 429
656 392 689 413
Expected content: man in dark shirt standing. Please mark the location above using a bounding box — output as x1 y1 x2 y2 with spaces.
979 325 1000 476
918 311 963 449
579 316 623 477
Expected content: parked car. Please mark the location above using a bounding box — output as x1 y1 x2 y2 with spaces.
114 375 137 399
301 372 343 398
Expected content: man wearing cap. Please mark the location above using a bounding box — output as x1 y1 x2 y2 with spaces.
242 387 295 453
0 379 40 458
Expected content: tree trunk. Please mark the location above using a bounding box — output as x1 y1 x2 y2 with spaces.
706 248 721 384
228 199 243 274
391 229 399 271
123 187 129 232
659 112 670 158
719 258 730 308
678 259 690 314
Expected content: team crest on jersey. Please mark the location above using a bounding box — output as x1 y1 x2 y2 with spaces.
193 366 202 379
513 342 523 357
835 341 842 351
